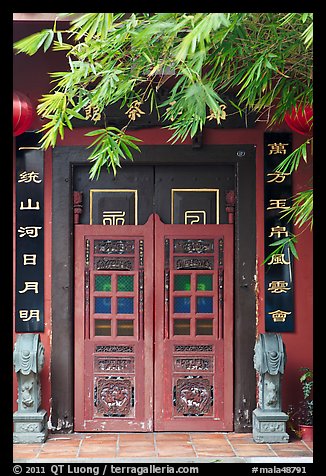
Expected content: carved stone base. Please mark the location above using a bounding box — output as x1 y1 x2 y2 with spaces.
253 408 289 443
13 409 48 443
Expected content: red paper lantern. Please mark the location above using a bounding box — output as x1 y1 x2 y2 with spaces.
284 104 313 136
13 91 34 136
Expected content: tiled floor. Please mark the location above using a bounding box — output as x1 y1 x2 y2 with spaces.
13 433 313 462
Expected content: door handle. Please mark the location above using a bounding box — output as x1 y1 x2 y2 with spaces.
164 238 170 340
138 270 144 340
164 271 170 339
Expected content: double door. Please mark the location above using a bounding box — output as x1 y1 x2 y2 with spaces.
74 164 234 431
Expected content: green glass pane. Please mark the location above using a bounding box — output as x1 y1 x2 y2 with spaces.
117 275 134 292
196 274 213 291
95 275 111 292
174 275 191 291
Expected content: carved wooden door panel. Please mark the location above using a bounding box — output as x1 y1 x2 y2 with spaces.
154 215 234 431
74 216 154 431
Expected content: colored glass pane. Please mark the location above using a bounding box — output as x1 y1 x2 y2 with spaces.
174 275 191 291
117 297 134 314
117 319 134 336
196 297 213 313
196 274 213 291
174 319 191 335
174 297 191 313
95 297 111 314
95 275 111 292
95 319 111 336
117 275 134 292
196 319 213 335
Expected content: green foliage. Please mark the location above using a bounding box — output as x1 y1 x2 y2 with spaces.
85 127 141 178
13 12 313 258
263 233 298 264
281 189 313 231
287 367 313 431
300 367 313 400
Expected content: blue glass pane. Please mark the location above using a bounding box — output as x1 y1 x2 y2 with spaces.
117 297 134 314
196 297 213 313
95 297 111 314
174 297 190 313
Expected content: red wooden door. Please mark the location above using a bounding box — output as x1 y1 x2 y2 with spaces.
74 214 233 431
154 215 234 431
74 215 154 431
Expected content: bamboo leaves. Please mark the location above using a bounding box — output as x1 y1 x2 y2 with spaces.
85 127 142 179
14 29 56 55
13 12 313 192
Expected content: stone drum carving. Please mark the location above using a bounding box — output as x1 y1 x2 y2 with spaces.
253 333 289 443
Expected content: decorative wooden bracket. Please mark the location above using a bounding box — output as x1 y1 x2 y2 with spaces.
225 190 236 224
73 191 83 224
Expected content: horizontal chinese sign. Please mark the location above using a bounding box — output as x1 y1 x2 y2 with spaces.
264 132 294 332
15 134 44 332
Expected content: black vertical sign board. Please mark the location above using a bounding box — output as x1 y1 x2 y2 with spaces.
15 133 44 332
264 132 294 332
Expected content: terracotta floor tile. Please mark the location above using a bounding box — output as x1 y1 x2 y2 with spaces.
234 445 275 456
48 433 83 440
191 433 227 440
79 449 117 457
120 443 156 449
78 451 116 458
13 444 42 451
157 444 196 457
275 449 312 457
119 440 155 445
45 440 81 447
120 433 154 440
13 449 41 459
13 432 314 461
39 446 76 453
156 434 191 442
38 451 78 459
196 449 235 457
80 444 116 453
270 442 309 451
194 445 232 454
119 448 157 457
227 435 255 444
303 441 313 450
84 433 118 438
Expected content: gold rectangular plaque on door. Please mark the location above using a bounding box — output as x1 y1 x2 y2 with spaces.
90 189 138 225
171 189 219 225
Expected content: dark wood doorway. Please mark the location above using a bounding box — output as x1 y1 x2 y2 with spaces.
74 163 234 431
51 145 256 433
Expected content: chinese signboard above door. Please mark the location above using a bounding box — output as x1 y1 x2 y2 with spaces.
15 133 44 332
264 132 294 332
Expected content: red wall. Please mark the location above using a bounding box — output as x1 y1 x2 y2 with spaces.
13 21 313 423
